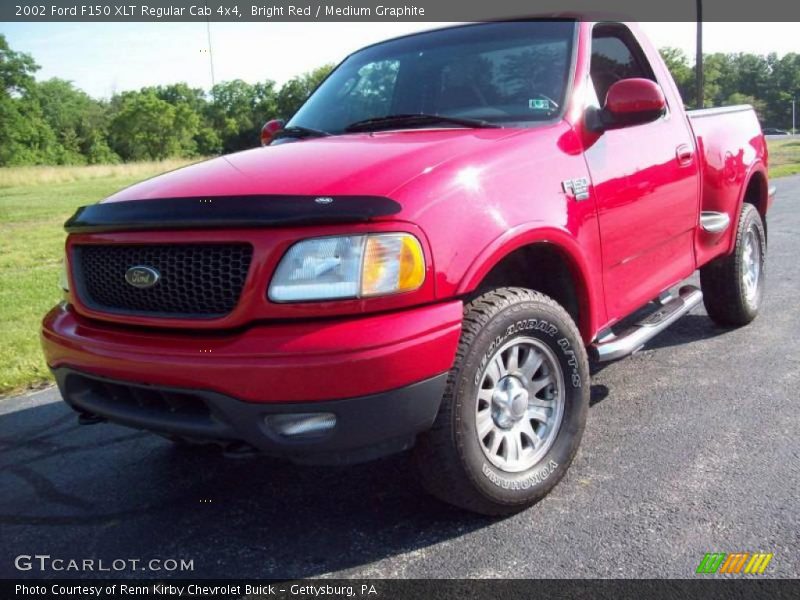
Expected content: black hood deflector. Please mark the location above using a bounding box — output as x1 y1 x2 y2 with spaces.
64 195 402 234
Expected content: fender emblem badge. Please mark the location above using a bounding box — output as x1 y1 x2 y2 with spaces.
562 178 590 201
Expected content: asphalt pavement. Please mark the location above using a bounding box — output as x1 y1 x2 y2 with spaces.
1 177 798 579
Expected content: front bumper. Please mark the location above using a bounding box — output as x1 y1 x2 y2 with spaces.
41 301 461 463
53 368 448 464
41 301 462 402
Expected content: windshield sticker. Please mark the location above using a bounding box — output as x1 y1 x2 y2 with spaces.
529 99 550 111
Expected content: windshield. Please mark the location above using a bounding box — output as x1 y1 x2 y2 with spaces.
288 21 576 134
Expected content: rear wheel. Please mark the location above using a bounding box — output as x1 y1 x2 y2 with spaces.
414 287 589 515
700 203 766 326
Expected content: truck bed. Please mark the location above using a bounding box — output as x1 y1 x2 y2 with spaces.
686 104 767 267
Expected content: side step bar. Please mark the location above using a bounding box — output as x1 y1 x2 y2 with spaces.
590 285 703 362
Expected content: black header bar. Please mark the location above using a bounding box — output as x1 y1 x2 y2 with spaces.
3 579 800 600
3 0 800 22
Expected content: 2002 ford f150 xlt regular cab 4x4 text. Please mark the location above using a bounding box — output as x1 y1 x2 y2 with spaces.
42 20 773 515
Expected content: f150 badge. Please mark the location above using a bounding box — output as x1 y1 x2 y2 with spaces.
562 178 590 201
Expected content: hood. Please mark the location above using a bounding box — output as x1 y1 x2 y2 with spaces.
104 129 522 203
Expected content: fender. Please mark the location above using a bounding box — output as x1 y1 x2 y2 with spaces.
697 160 769 267
728 161 769 253
456 223 604 343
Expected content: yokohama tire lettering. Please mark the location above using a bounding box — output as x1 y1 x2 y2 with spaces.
482 460 559 489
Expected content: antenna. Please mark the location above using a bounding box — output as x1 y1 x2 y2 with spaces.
206 14 216 97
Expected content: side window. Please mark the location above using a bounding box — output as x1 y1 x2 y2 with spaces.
590 25 656 105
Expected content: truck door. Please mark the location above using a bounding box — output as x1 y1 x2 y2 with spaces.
582 23 700 321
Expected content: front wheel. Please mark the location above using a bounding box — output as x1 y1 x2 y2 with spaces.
413 288 589 515
700 203 766 326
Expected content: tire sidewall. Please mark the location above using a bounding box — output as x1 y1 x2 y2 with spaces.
453 298 588 505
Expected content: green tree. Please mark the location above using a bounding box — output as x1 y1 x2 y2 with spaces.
147 82 223 155
0 95 60 165
0 34 37 94
109 90 199 160
660 46 799 128
35 78 117 164
150 82 206 113
659 47 694 106
3 31 799 166
276 64 334 119
764 53 800 129
0 34 61 165
206 79 279 152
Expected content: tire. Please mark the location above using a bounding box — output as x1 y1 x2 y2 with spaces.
700 203 766 326
413 287 589 516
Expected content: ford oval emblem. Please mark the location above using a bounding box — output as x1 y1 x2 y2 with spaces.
125 266 160 289
314 196 334 205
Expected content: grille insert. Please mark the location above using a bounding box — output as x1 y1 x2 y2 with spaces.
62 372 232 439
76 376 212 420
73 243 253 318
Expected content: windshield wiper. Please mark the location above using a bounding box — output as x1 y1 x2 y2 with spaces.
274 125 331 140
344 113 500 133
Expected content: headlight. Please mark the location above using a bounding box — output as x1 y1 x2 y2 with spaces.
269 233 425 302
59 257 70 292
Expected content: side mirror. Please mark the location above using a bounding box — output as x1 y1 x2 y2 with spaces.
260 119 285 146
589 78 666 132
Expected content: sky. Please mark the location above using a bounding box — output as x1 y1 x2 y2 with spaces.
0 21 797 99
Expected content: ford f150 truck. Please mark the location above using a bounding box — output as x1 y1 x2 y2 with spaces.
42 20 773 515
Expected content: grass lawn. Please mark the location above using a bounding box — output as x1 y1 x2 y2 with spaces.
768 137 800 178
1 140 798 397
0 160 196 396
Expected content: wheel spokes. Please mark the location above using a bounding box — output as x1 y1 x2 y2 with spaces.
528 372 554 397
519 348 543 379
489 431 504 455
506 345 521 373
519 419 542 450
486 354 507 384
526 405 550 423
474 336 566 473
477 388 494 405
504 431 522 462
476 408 494 439
741 228 762 301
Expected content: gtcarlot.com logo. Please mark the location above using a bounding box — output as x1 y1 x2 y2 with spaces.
14 554 194 573
696 552 774 575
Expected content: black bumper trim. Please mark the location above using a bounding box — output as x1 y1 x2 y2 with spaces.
52 368 447 465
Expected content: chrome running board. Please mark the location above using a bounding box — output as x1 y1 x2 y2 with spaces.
590 285 703 362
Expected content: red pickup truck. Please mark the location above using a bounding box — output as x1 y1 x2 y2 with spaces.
42 20 772 515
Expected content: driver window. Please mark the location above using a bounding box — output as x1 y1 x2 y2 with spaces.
590 25 656 105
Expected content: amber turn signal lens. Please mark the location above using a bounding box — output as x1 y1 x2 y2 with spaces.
361 233 425 297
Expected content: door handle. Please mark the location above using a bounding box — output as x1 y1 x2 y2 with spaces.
676 144 694 166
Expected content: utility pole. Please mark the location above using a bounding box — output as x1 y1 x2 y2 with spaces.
695 0 703 109
206 16 216 99
793 96 796 135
